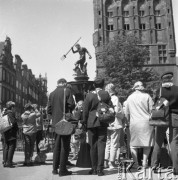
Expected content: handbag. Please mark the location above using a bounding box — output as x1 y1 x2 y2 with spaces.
171 113 178 128
96 90 115 124
55 88 77 135
149 88 170 127
38 128 50 153
0 114 13 133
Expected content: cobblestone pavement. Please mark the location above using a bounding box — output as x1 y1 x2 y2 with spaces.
0 151 176 180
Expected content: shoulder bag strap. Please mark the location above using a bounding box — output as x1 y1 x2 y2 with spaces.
63 88 66 119
96 90 101 102
159 87 162 98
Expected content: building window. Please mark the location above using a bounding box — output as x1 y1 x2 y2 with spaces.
158 45 167 64
6 90 9 101
7 72 10 83
123 11 129 17
108 24 114 31
2 69 6 81
140 24 146 30
16 80 18 88
98 11 101 15
155 23 161 30
117 7 119 15
168 9 170 13
146 57 151 64
124 24 130 30
155 10 160 16
16 94 18 102
11 76 13 86
139 10 144 16
2 87 5 101
99 24 101 29
107 12 113 17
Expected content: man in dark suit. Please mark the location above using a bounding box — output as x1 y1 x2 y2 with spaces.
47 78 75 176
152 71 178 175
151 72 173 170
160 72 178 175
82 78 112 176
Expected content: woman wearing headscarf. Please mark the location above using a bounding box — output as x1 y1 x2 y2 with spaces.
104 83 125 168
125 81 154 169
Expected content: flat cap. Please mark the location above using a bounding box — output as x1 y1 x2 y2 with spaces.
161 71 173 79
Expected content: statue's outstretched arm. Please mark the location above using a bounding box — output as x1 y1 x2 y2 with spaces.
71 47 78 54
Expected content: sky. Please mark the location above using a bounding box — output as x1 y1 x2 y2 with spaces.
0 0 178 93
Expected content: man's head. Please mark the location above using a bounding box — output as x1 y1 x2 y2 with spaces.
75 43 81 50
94 77 105 89
57 78 67 86
161 71 173 83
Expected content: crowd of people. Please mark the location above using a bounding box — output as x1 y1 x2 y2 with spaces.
1 102 45 167
1 70 178 177
47 71 178 177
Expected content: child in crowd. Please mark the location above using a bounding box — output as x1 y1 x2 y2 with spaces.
70 100 84 160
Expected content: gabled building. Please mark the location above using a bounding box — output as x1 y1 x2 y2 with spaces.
0 37 48 118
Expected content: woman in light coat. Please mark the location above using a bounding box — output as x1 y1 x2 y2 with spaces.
125 81 154 169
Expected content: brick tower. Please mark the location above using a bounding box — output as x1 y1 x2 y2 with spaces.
93 0 177 84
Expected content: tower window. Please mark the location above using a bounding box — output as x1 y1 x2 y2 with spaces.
158 45 167 64
123 11 129 17
108 25 114 31
139 10 144 16
124 24 130 30
117 7 119 15
99 24 101 29
155 23 161 30
98 11 101 15
107 12 113 17
146 57 151 64
140 24 146 30
155 10 160 16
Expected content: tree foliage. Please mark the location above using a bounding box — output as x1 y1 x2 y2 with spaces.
102 34 160 102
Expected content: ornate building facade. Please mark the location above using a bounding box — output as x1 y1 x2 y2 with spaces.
93 0 177 84
0 37 48 118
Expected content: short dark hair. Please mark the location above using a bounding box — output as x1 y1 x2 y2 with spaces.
6 101 15 110
57 78 67 85
94 78 105 88
24 103 33 111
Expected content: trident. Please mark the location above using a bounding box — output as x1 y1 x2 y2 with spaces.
60 37 81 61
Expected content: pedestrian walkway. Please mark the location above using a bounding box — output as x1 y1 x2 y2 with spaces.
0 151 175 180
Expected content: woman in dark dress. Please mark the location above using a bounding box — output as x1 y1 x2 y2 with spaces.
3 101 18 168
73 100 91 168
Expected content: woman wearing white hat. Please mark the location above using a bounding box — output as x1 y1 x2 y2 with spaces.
125 81 154 170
